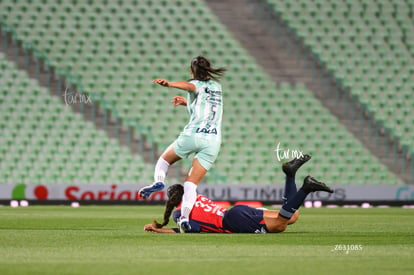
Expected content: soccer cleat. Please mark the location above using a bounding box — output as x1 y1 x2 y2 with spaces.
178 217 191 233
282 154 312 176
138 182 165 199
302 175 334 193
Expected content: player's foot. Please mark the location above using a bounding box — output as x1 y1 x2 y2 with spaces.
139 182 165 199
178 217 191 233
302 175 333 193
282 154 311 176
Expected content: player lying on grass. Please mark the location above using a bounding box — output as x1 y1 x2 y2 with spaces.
144 154 334 233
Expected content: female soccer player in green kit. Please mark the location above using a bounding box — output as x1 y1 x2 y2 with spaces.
139 56 226 233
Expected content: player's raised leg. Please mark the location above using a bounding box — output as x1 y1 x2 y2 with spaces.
267 154 311 226
139 143 181 199
281 154 311 205
280 175 333 220
266 176 333 233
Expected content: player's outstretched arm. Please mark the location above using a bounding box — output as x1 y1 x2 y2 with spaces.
144 224 177 233
172 96 187 107
153 79 196 92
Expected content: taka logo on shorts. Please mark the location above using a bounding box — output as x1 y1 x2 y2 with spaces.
196 127 218 134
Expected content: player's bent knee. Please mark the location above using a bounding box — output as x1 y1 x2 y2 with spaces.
274 224 287 233
269 223 287 233
288 211 299 225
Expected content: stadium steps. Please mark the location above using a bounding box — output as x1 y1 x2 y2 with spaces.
0 52 156 184
0 0 405 185
205 0 317 84
206 0 411 184
0 28 187 182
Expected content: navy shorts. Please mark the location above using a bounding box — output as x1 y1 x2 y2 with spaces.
222 205 268 233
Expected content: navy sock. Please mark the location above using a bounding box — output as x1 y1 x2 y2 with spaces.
279 189 309 219
282 175 297 206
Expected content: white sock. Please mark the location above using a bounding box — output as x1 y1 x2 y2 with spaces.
153 157 170 183
181 181 197 220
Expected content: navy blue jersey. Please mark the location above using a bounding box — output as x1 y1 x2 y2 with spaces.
222 205 269 233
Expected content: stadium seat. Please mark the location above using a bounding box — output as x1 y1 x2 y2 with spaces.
267 0 414 153
0 53 153 184
0 0 404 184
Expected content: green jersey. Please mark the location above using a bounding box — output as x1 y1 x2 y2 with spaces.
182 79 223 140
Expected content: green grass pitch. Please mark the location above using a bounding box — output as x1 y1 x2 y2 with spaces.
0 205 413 275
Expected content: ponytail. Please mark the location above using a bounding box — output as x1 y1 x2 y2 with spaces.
153 184 184 228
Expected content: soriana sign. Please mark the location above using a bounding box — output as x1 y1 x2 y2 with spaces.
1 184 165 201
0 183 413 202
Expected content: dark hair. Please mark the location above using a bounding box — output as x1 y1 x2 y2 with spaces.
190 56 226 81
153 184 184 228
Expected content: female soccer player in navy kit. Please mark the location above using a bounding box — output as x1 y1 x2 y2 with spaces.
144 155 334 234
139 56 226 233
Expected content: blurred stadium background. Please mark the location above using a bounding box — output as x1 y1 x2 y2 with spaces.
0 0 413 205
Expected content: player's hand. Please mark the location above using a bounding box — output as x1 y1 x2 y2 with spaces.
172 96 187 107
153 78 169 87
144 224 157 232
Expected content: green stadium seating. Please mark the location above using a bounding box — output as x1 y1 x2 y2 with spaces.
267 0 414 152
0 0 404 184
0 53 153 184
